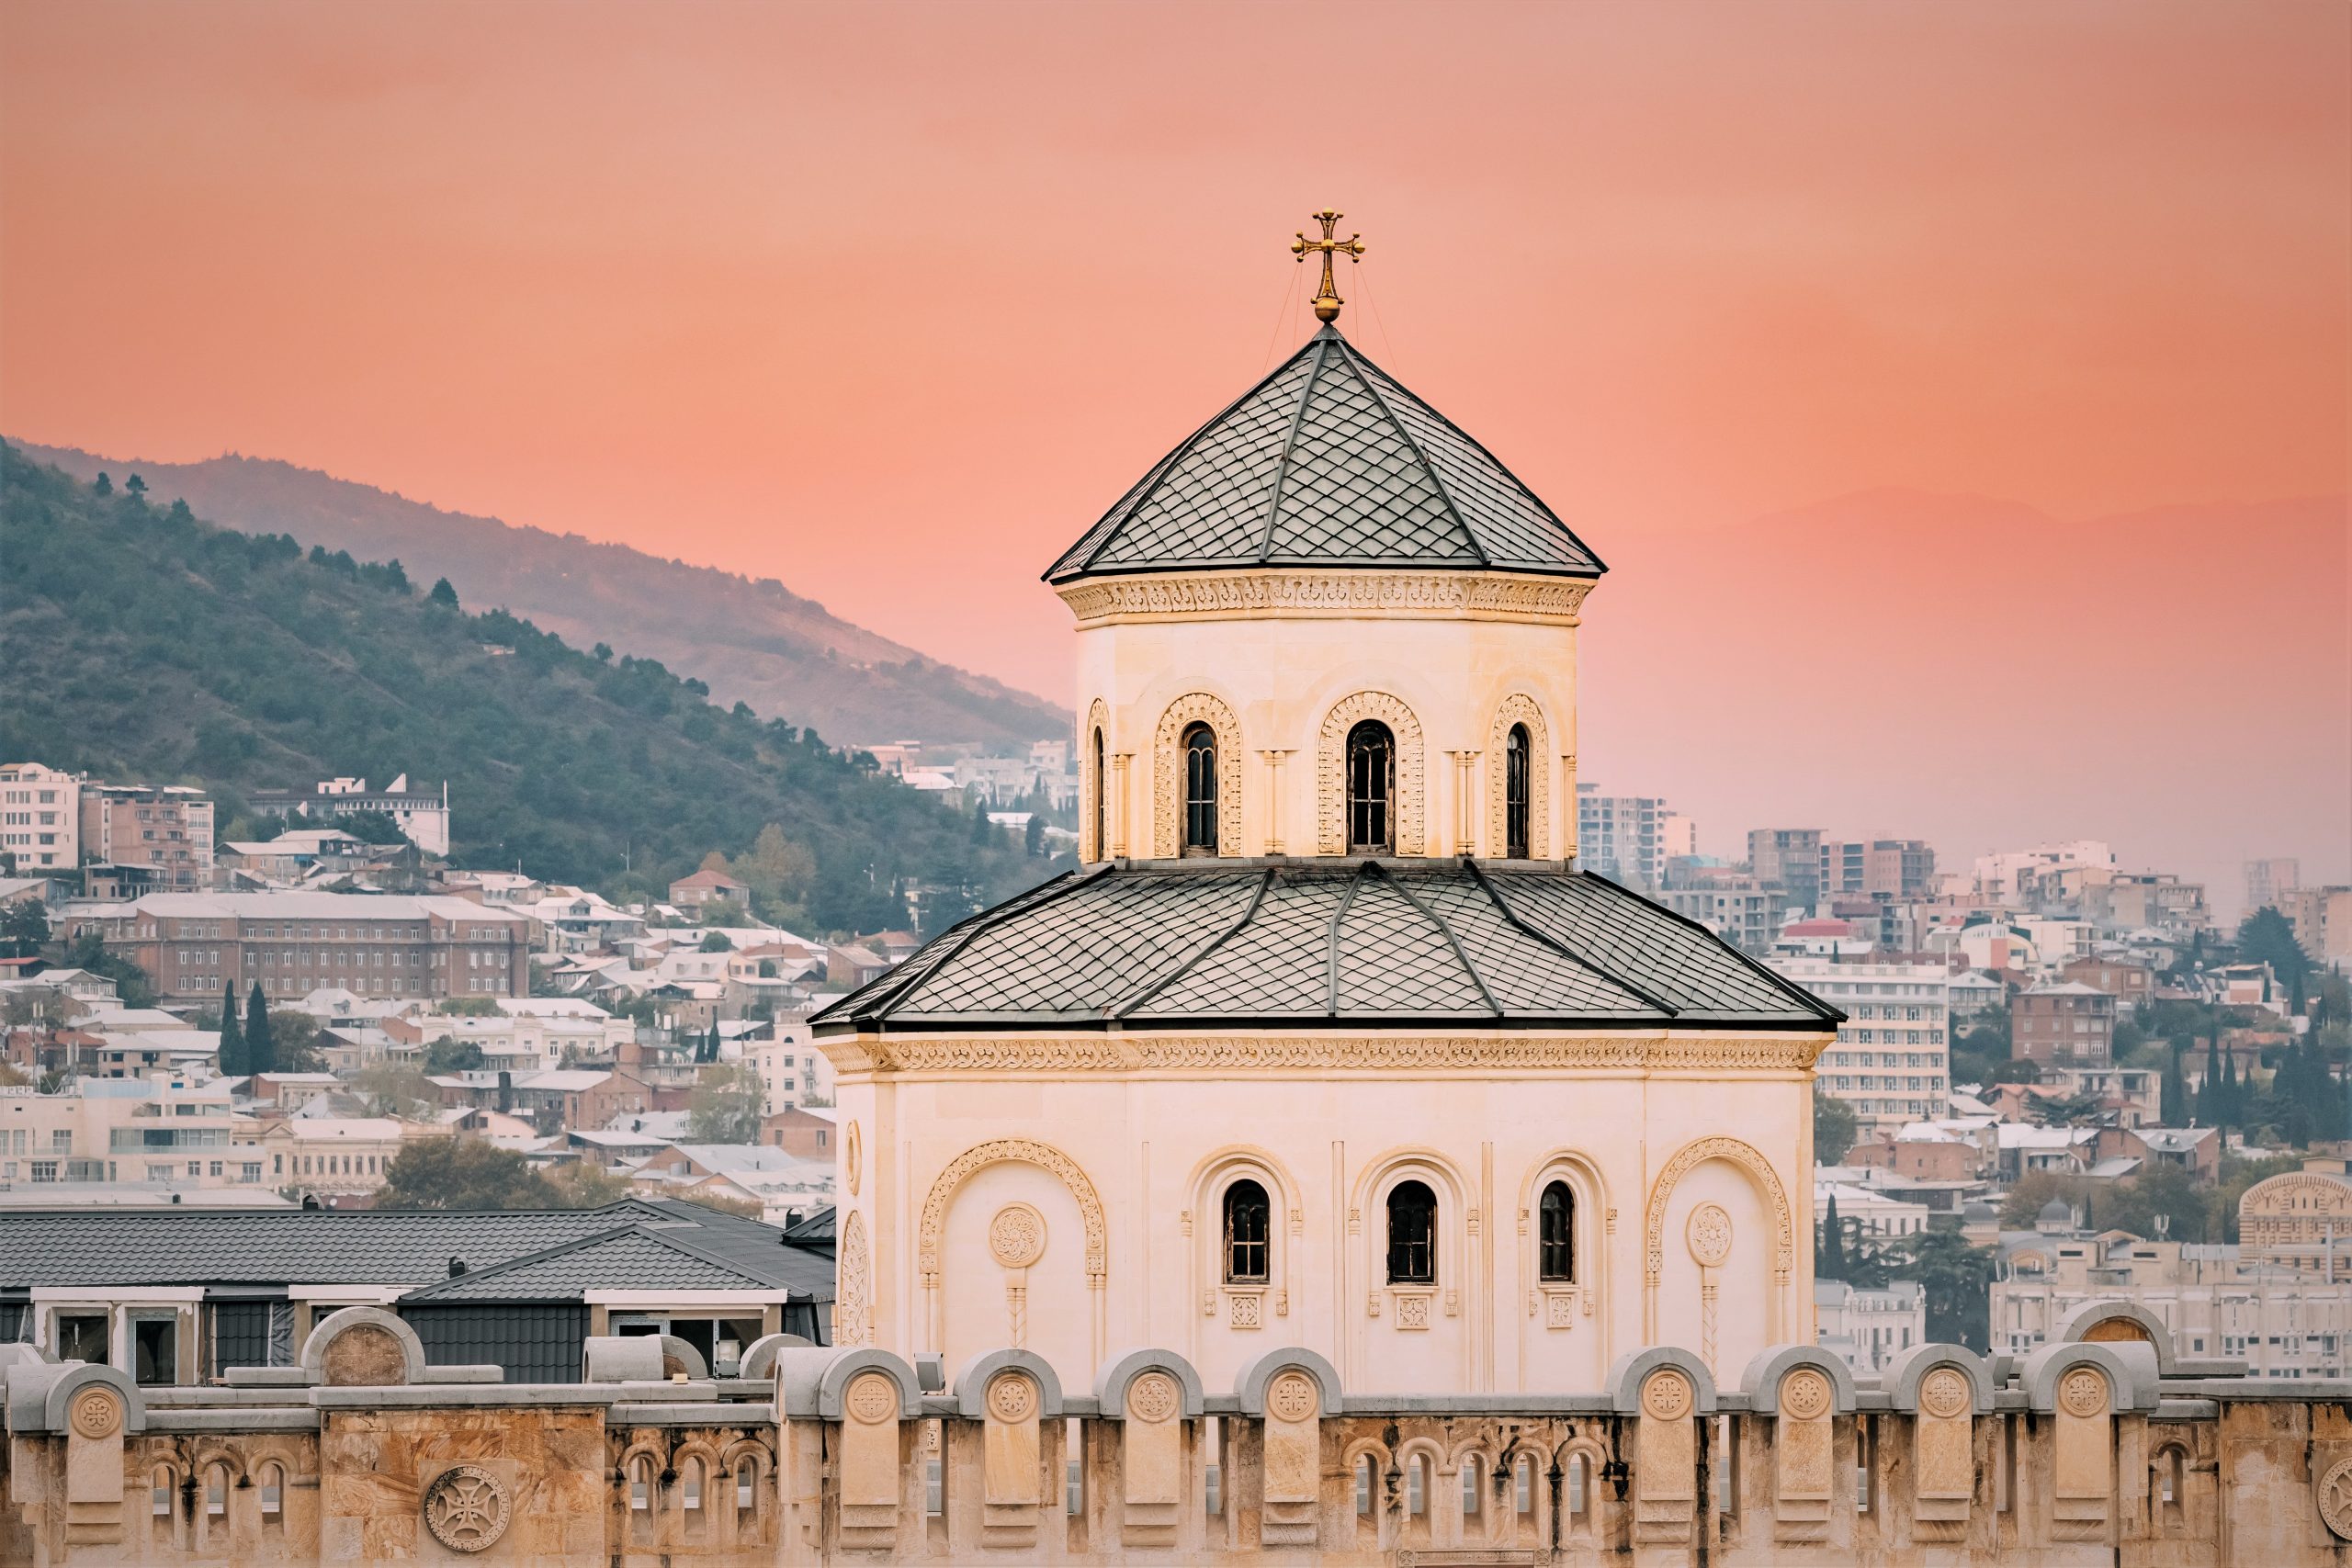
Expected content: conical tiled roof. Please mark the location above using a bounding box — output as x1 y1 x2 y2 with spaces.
1046 326 1605 582
810 860 1839 1031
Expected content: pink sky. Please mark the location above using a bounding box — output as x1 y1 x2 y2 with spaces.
5 1 2346 705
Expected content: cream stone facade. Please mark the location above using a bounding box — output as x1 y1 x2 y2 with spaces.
816 318 1838 1407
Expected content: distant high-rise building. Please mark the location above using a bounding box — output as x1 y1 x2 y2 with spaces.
1819 838 1937 902
1576 784 1670 888
2245 857 2301 913
1973 840 2113 904
1748 828 1823 914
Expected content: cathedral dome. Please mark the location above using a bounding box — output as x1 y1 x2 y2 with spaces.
1046 326 1605 582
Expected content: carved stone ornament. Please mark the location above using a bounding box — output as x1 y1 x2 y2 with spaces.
1644 1136 1793 1287
844 1372 899 1426
1057 570 1593 628
1780 1369 1832 1421
1486 692 1552 858
1152 692 1245 857
1228 1291 1263 1330
989 1201 1048 1269
1919 1367 1973 1420
2058 1367 2109 1418
988 1374 1038 1424
2319 1456 2352 1540
421 1464 512 1554
1316 690 1426 855
1266 1371 1319 1423
67 1388 122 1440
1394 1292 1433 1330
836 1210 872 1347
1686 1202 1734 1268
919 1138 1106 1286
1127 1371 1180 1424
844 1119 862 1197
1642 1370 1694 1422
862 1033 1827 1075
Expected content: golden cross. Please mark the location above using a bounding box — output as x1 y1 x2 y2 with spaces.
1291 209 1365 324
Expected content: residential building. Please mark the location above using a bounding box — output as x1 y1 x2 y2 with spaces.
245 775 451 856
1815 1278 1927 1373
1995 1122 2098 1180
2085 872 2210 937
668 868 750 910
1658 869 1780 955
2245 857 2301 915
742 1020 833 1111
1973 840 2114 904
1771 958 1951 1134
1818 837 1936 902
2091 1125 2220 1184
79 783 216 891
2053 1064 2163 1126
2011 980 2116 1066
254 1117 452 1199
1946 968 2007 1021
63 892 532 1005
1747 828 1823 916
2059 953 2156 1012
762 1104 839 1160
1815 1176 1932 1240
1575 784 1669 889
2281 886 2352 972
0 761 82 871
0 1076 256 1189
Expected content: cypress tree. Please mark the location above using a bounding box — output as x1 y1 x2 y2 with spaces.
243 982 277 1077
1820 1192 1846 1280
2161 1042 2187 1126
2221 1050 2239 1132
216 980 243 1077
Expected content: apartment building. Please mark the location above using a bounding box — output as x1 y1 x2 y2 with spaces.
1772 957 1951 1134
2245 857 2301 913
1576 784 1670 889
79 783 216 891
0 1076 261 1189
1819 837 1937 902
2059 953 2156 1010
66 892 531 1005
1815 1278 1928 1374
1747 828 1822 915
2282 886 2352 971
246 775 451 856
1660 869 1781 955
0 762 81 872
2011 980 2116 1066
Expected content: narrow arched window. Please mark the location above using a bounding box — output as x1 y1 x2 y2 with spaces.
1223 1179 1270 1282
1182 722 1218 853
1386 1179 1436 1284
1505 723 1531 859
1539 1180 1575 1282
1091 727 1106 860
1347 721 1395 854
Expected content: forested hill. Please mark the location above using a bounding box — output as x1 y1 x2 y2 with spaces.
10 440 1067 749
0 445 1056 931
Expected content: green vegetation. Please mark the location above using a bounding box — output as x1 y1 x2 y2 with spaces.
377 1136 634 1210
1813 1086 1858 1163
686 1062 765 1145
0 446 1064 931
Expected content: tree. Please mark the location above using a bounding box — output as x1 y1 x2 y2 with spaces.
593 642 613 663
2237 907 2312 1002
266 1009 326 1073
427 576 460 609
61 931 154 1008
2161 1042 2188 1126
2198 1036 2222 1125
424 1038 486 1074
1818 1191 1847 1280
356 1063 435 1118
215 980 244 1077
124 473 148 502
377 1138 556 1210
699 930 733 953
685 1061 764 1144
2102 1161 2211 1243
92 472 112 495
0 898 49 959
1988 1057 2041 1085
544 1160 630 1207
1814 1086 1858 1163
1024 816 1045 858
243 982 276 1075
1884 1229 1999 1350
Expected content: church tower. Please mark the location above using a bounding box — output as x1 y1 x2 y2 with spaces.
814 216 1838 1403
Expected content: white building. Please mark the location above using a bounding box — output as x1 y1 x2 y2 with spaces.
0 762 81 872
0 1076 261 1189
1815 1278 1927 1373
1772 958 1951 1135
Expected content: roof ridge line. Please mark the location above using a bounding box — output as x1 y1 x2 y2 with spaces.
830 866 1111 1022
1256 338 1333 564
396 1221 655 1299
1110 864 1276 1019
1325 859 1374 1015
1576 868 1844 1021
1056 337 1325 582
1329 336 1487 568
1379 862 1500 1016
1461 857 1679 1017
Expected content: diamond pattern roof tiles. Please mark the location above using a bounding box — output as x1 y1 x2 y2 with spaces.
1046 328 1604 581
811 860 1838 1031
396 1224 820 1303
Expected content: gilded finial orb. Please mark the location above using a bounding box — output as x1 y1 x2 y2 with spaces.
1292 209 1364 324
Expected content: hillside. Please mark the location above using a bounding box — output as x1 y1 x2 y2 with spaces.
9 441 1067 750
0 445 1057 930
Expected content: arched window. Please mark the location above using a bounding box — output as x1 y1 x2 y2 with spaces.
1539 1180 1575 1282
1223 1179 1271 1282
259 1462 283 1527
1091 727 1106 860
1347 721 1395 853
1182 722 1218 853
1386 1179 1436 1284
1505 723 1531 859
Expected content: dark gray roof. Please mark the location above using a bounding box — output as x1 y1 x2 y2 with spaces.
0 1198 820 1292
813 860 1838 1032
397 1222 832 1303
1046 326 1604 582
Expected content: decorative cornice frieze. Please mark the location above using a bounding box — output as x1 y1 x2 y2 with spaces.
843 1032 1828 1075
1057 570 1592 627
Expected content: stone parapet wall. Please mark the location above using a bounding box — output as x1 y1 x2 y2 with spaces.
7 1313 2352 1564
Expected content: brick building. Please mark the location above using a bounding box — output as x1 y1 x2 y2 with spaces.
2011 980 2116 1066
78 784 215 891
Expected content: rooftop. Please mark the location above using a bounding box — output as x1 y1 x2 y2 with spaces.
1046 326 1603 582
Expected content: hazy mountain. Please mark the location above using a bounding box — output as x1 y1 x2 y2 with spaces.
1581 488 2349 911
10 440 1068 750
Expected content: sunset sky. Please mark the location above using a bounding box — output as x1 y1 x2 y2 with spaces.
4 2 2346 890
